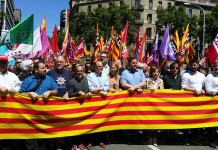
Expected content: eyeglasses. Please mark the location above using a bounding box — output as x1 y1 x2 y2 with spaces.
97 66 103 68
171 67 179 70
16 62 22 64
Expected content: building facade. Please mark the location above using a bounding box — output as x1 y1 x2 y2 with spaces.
0 0 15 36
60 9 70 31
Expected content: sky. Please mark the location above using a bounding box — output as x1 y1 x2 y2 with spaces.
14 0 69 36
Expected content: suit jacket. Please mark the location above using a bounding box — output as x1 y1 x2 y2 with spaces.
146 77 164 90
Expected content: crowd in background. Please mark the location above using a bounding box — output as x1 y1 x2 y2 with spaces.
0 51 218 150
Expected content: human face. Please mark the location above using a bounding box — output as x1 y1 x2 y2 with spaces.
170 64 179 77
0 60 8 73
129 59 138 70
152 69 159 80
95 61 103 75
110 65 117 75
76 66 84 80
28 63 34 73
189 62 199 72
213 63 218 74
100 53 108 65
16 58 22 68
35 63 46 77
55 56 65 71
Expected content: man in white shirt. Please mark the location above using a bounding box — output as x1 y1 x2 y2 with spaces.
100 52 110 76
0 55 20 150
205 61 218 95
0 55 20 94
182 59 205 96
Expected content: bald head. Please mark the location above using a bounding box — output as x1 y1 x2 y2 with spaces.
55 56 66 72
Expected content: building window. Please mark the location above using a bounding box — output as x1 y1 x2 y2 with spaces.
158 1 162 8
98 4 102 8
120 0 124 5
146 28 152 39
75 7 79 14
167 2 171 7
135 0 140 8
200 10 203 16
88 5 91 12
147 14 152 23
188 9 192 18
149 0 153 9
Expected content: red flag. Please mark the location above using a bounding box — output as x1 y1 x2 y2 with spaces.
50 25 59 55
206 33 218 66
72 39 85 57
138 32 146 62
133 27 140 57
121 20 128 45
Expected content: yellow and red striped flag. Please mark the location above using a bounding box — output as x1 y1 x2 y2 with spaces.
1 90 218 139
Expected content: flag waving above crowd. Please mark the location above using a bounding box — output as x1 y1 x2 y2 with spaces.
0 14 34 46
0 14 217 68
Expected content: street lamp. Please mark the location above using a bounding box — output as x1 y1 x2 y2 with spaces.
184 2 205 57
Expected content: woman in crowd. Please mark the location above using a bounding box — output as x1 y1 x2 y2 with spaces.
108 63 122 92
146 65 164 146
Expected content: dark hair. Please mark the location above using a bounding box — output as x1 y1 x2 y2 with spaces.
170 62 179 69
34 61 45 70
149 65 159 77
189 59 199 65
127 57 137 63
75 65 84 71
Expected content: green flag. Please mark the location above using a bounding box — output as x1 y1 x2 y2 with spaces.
0 14 34 46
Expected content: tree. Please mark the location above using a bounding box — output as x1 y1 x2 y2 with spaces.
69 2 138 45
156 5 198 40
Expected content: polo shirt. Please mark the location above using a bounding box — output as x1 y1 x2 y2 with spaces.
120 68 146 86
19 74 58 95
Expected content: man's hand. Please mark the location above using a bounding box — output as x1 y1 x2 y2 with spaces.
8 88 16 94
42 91 51 99
128 87 135 94
63 92 69 101
137 88 143 94
86 92 92 98
78 91 86 96
0 86 8 94
99 91 107 97
29 92 39 100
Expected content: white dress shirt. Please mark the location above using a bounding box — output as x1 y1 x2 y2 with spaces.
205 72 218 95
0 71 20 91
181 70 205 93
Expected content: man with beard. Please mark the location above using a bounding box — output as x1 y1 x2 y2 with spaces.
182 59 205 95
19 61 58 150
181 59 205 146
120 57 146 93
47 56 72 97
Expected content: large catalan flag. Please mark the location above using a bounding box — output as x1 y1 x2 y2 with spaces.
1 90 218 139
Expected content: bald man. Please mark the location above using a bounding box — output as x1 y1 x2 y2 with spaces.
47 56 72 97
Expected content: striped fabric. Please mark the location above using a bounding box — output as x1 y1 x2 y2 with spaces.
0 90 218 139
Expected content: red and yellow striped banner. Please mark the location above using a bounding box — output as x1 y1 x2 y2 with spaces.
0 90 218 139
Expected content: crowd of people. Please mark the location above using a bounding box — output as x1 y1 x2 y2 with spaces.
0 51 218 150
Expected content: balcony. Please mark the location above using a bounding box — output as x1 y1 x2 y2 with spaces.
135 19 144 26
132 4 144 11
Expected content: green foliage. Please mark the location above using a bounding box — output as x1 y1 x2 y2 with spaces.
57 29 65 49
69 2 138 45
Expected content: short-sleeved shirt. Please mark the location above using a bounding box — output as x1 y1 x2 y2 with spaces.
19 74 58 95
120 68 146 86
47 69 72 96
87 72 109 92
205 72 218 95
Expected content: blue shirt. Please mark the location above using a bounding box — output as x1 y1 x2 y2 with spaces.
87 72 109 92
120 69 146 86
47 69 72 96
19 74 59 95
